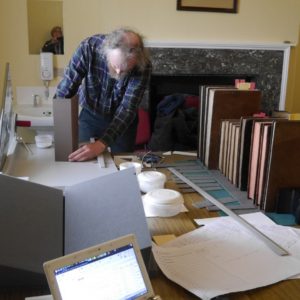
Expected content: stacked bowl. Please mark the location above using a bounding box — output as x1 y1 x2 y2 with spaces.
142 188 184 217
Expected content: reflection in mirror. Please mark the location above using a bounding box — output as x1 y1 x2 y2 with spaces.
41 26 64 54
27 0 63 55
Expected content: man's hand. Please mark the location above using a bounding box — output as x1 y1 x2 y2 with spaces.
68 140 106 162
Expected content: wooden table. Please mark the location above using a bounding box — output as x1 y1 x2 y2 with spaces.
1 154 299 300
145 154 300 300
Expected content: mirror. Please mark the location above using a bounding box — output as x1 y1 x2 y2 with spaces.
27 0 63 55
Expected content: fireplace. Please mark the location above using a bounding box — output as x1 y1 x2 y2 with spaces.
149 73 257 129
147 45 288 113
139 43 290 150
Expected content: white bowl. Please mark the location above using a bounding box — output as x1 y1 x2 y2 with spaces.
144 189 184 205
142 189 183 217
137 171 166 193
146 202 182 217
119 162 142 174
35 134 52 148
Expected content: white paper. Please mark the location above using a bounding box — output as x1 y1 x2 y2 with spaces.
152 212 300 299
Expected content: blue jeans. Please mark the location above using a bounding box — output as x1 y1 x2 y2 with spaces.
79 107 138 153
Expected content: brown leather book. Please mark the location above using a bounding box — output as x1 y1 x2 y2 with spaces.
263 120 300 211
231 124 241 186
204 89 261 169
198 85 235 162
256 123 272 207
238 116 288 192
247 121 271 201
238 117 267 191
218 119 239 174
225 121 240 181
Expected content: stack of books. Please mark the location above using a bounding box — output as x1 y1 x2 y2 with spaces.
216 115 300 212
248 119 300 211
198 85 261 170
198 85 300 212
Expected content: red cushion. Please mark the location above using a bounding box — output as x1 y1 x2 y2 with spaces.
184 95 199 109
135 108 151 145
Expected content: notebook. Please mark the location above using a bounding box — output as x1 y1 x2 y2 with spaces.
43 234 160 300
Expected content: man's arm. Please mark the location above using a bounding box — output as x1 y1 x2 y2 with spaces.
68 65 151 162
56 41 89 98
100 63 152 146
68 140 106 162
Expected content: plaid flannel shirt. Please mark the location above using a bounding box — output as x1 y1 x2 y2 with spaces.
56 34 151 146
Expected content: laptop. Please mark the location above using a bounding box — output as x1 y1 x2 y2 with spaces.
43 234 161 300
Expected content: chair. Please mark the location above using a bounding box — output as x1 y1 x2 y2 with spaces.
135 108 151 149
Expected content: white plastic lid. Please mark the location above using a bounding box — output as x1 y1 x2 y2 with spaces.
144 189 183 205
137 171 166 184
119 162 142 174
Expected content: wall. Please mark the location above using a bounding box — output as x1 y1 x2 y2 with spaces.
286 26 300 112
0 0 300 110
27 0 63 54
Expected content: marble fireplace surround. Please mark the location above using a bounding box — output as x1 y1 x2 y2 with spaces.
146 42 292 114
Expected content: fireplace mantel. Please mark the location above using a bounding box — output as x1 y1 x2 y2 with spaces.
146 41 293 51
146 41 293 112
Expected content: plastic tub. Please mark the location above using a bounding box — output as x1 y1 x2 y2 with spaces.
142 189 183 217
144 189 184 205
35 134 52 148
137 171 166 193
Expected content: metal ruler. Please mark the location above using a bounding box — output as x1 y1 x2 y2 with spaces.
169 168 289 256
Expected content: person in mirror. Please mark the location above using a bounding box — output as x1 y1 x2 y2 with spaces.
42 26 64 54
56 27 151 161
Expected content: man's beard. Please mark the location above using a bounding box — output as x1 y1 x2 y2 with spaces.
108 65 127 80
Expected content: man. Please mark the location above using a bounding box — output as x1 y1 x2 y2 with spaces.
42 26 64 54
56 28 151 161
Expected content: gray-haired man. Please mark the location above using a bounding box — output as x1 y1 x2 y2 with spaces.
56 28 151 161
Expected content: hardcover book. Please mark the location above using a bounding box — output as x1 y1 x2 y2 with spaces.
263 120 300 211
204 89 261 169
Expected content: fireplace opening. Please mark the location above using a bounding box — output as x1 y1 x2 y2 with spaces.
149 74 257 128
145 74 257 151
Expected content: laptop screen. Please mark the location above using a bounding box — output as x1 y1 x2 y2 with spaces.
53 243 148 300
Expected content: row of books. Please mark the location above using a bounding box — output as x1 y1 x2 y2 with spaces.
198 85 261 169
218 119 240 186
197 84 300 212
219 117 268 192
219 117 300 211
